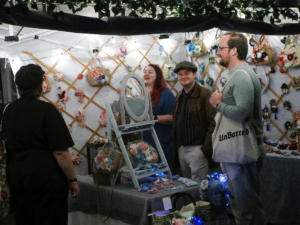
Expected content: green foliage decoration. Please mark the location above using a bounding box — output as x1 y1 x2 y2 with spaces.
1 0 300 24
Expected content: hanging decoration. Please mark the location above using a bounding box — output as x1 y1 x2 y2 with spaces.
99 111 107 126
269 99 278 119
278 35 300 73
280 36 287 44
42 74 52 94
281 83 289 94
125 64 133 72
284 121 292 130
291 76 300 91
67 124 72 133
137 64 142 70
158 45 164 55
71 152 82 165
74 88 85 104
86 58 111 87
76 108 86 128
77 73 84 80
269 66 276 73
186 32 207 58
293 111 300 130
262 105 271 131
206 77 214 87
58 87 70 106
220 77 227 87
249 35 274 66
119 44 127 61
55 103 64 114
283 100 291 110
54 72 64 82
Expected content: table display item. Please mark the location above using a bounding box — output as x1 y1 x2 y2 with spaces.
127 140 159 168
92 141 123 185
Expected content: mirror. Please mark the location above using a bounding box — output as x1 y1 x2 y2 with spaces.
120 73 150 123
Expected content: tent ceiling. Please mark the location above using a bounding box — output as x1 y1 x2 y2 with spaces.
1 7 300 36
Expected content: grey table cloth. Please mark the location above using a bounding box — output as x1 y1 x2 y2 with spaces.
68 176 200 225
260 152 300 225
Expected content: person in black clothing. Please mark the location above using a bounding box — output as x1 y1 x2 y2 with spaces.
1 64 80 225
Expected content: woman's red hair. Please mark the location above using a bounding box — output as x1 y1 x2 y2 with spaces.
145 64 167 107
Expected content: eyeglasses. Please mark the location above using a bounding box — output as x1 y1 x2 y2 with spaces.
218 45 231 50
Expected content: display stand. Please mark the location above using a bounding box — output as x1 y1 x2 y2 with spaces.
106 73 172 188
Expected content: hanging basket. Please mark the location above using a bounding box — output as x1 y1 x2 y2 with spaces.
93 141 123 175
187 32 208 58
250 35 274 66
87 58 112 87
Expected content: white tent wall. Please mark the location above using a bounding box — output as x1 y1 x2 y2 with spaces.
0 25 299 175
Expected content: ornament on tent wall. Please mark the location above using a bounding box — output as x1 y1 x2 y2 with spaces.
42 75 52 94
280 36 287 44
198 63 205 85
55 103 64 114
67 124 72 133
58 87 70 107
158 45 164 55
291 76 300 91
220 77 227 87
283 100 291 110
284 121 292 130
293 111 300 130
54 72 64 82
76 108 86 128
206 77 214 87
137 64 142 70
262 105 271 131
249 35 274 66
75 88 85 104
77 73 84 80
119 44 127 61
71 152 82 165
281 83 289 94
269 99 278 119
126 64 133 72
99 111 107 127
269 66 276 73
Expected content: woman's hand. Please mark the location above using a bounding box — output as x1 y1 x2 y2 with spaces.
69 182 80 197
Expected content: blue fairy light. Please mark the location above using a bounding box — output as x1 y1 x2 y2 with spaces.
188 216 205 225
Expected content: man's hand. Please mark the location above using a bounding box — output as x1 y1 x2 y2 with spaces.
209 90 223 108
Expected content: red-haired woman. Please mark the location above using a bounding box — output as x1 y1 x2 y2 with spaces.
142 64 175 167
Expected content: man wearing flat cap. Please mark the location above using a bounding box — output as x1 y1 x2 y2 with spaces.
172 61 217 180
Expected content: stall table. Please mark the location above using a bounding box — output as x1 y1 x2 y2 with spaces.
68 175 200 225
260 151 300 225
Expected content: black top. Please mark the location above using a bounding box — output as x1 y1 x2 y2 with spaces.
2 98 74 152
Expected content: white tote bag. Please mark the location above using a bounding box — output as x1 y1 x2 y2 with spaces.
212 69 259 164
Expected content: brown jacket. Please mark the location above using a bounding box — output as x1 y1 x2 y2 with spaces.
172 83 217 169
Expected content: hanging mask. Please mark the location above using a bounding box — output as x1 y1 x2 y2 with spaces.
270 99 278 119
283 100 291 110
281 83 289 94
284 121 292 130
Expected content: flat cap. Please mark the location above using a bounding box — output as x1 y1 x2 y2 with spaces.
173 61 197 73
15 64 45 90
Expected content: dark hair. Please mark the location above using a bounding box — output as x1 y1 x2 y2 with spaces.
18 86 43 99
144 64 167 107
224 32 248 60
15 64 44 98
